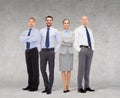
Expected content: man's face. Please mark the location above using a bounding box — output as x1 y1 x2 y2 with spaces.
46 17 53 27
28 19 35 28
81 16 88 26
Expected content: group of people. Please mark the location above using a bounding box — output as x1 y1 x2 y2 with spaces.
20 15 95 94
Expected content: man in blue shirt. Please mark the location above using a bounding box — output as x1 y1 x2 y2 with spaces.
20 17 40 92
40 16 60 94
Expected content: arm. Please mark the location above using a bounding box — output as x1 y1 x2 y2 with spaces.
19 30 38 43
19 31 29 43
61 41 73 46
61 32 74 46
90 30 95 51
37 31 42 52
64 32 74 44
55 31 61 53
73 29 80 52
27 31 38 42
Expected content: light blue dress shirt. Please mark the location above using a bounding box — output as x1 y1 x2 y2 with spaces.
64 30 70 39
40 27 61 52
20 27 40 50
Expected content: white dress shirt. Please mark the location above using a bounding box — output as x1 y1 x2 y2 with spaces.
74 25 95 52
40 27 61 52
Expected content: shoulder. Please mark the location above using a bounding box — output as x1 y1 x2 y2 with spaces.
51 27 58 32
74 26 82 31
71 31 74 37
31 28 40 35
40 27 46 32
33 28 39 32
69 31 73 34
59 30 64 34
87 27 93 34
51 27 60 36
59 31 64 37
74 26 81 34
23 29 28 34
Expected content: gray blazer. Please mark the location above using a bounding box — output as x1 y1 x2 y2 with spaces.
59 31 74 54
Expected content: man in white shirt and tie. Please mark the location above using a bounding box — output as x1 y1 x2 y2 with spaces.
74 16 95 93
40 16 60 94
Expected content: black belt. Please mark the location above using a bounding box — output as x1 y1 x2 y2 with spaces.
41 48 54 51
26 47 37 52
80 45 91 48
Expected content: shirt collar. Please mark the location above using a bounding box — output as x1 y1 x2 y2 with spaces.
29 27 35 30
64 30 69 33
81 25 88 29
46 26 52 29
81 25 86 28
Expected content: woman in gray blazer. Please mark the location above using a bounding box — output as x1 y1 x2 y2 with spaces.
59 19 74 93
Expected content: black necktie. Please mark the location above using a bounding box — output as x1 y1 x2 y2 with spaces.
26 29 32 49
45 28 50 48
85 26 92 48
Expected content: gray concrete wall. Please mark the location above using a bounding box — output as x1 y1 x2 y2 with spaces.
0 0 120 89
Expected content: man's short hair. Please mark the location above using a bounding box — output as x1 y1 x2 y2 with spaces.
63 18 70 24
28 17 36 21
45 16 53 20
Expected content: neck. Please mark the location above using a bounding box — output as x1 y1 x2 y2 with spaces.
47 25 52 28
29 27 33 29
64 28 69 30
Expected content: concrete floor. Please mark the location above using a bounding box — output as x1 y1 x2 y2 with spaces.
0 86 120 98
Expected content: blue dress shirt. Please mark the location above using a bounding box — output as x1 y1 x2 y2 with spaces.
20 27 40 50
64 30 70 39
40 27 61 52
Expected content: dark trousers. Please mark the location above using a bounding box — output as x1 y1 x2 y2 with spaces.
25 47 39 89
78 47 93 89
40 49 55 90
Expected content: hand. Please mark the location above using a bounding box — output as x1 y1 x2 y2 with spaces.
61 38 64 42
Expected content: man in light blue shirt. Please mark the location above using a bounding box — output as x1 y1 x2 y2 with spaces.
40 16 60 94
20 17 40 92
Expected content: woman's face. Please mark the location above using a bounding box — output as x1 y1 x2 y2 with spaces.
63 20 70 30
